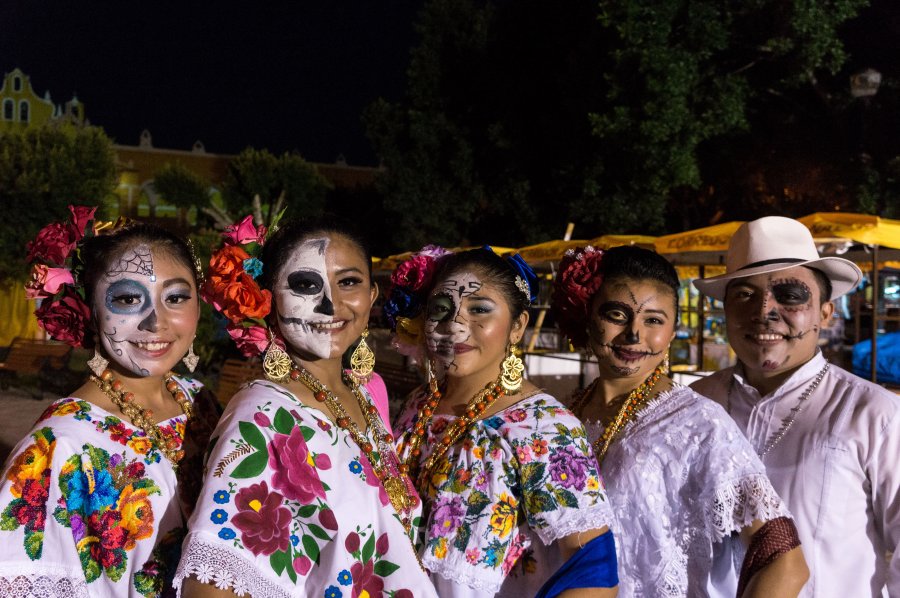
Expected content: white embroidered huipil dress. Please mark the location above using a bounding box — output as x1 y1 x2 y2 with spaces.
176 379 437 598
581 384 791 598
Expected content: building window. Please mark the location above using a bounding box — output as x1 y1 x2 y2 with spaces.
19 101 29 123
13 77 22 92
2 99 13 120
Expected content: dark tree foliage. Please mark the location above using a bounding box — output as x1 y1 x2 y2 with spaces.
0 124 117 279
366 0 873 249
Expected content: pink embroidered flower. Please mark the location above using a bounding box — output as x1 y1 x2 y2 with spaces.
25 264 75 299
466 548 480 564
231 481 292 556
293 555 312 575
34 294 92 347
318 508 338 531
505 408 527 423
359 452 389 507
502 534 527 575
223 215 267 246
268 427 325 503
226 323 272 357
345 531 361 553
351 559 384 598
515 445 532 464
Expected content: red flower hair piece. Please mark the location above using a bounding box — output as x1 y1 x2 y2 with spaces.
551 245 605 348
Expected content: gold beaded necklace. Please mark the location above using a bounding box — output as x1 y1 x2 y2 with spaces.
287 362 420 531
405 374 507 493
571 363 666 465
90 369 193 467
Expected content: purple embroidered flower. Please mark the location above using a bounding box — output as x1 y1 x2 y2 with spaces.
429 496 466 538
548 445 589 490
70 513 87 543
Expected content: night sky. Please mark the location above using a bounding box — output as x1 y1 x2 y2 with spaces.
0 1 421 165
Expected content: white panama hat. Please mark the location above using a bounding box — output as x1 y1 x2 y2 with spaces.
692 216 863 301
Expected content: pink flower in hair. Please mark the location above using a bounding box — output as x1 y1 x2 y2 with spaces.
25 265 75 299
226 323 279 357
34 295 91 347
552 246 605 348
67 205 98 241
223 215 267 246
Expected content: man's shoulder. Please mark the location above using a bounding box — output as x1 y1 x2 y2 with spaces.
827 363 900 413
689 367 735 401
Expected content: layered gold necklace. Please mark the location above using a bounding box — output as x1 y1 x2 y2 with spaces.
287 363 420 531
571 363 666 465
90 369 193 467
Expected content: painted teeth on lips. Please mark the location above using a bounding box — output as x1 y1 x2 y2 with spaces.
310 321 345 331
133 341 172 351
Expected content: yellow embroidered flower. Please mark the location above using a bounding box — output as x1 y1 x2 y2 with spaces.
7 435 55 498
430 459 454 489
117 484 155 550
586 476 599 491
489 492 518 538
129 437 153 455
473 446 485 459
51 402 81 417
434 536 448 559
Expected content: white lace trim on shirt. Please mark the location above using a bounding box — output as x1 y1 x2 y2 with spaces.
428 560 505 593
0 570 88 598
174 535 292 598
532 504 616 545
708 473 791 541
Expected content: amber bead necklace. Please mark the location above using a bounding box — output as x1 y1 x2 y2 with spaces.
90 369 193 467
405 373 508 492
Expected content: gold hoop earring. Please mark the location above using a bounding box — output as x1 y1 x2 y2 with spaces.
182 342 199 373
500 344 525 394
87 346 109 377
263 332 292 383
349 328 375 383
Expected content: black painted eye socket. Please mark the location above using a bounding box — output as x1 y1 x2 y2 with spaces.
287 270 324 295
426 294 454 322
772 282 811 305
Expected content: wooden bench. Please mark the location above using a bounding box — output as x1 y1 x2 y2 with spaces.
215 358 264 406
0 337 74 397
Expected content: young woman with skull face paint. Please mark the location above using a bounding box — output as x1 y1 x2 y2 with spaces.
0 211 219 597
391 248 618 598
178 218 438 598
552 245 809 597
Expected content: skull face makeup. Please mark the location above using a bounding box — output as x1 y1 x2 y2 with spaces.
424 271 521 382
93 245 199 377
724 266 834 382
274 235 374 361
588 278 676 381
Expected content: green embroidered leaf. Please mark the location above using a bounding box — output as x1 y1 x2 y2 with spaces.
519 462 546 488
270 549 289 576
0 505 20 530
106 548 127 582
239 421 268 452
553 487 579 508
453 523 471 551
373 560 400 577
525 489 555 514
466 491 490 516
24 530 43 560
274 407 295 435
300 425 316 441
286 557 298 583
361 530 375 563
53 506 70 527
308 523 331 541
84 444 109 469
296 504 317 518
132 477 162 495
80 546 101 582
302 534 321 565
231 450 268 479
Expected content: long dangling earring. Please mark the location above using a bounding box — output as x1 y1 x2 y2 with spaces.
500 344 525 394
182 342 199 373
349 328 375 383
263 331 293 383
87 344 109 377
425 355 440 394
662 350 670 373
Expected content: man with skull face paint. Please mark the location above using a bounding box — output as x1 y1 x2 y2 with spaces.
693 216 900 597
